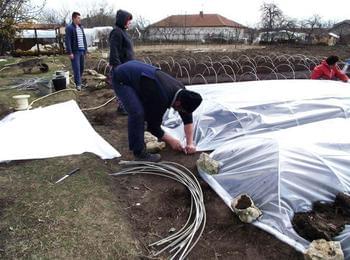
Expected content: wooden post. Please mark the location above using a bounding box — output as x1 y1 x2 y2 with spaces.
34 29 40 55
55 27 59 55
57 26 63 54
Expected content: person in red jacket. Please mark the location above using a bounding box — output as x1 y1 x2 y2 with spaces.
311 55 349 82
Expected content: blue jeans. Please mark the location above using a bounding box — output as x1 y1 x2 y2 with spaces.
111 68 145 154
71 50 85 86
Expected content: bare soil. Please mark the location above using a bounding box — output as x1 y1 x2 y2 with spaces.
79 80 303 259
235 195 253 210
293 193 350 242
83 44 350 259
4 44 350 259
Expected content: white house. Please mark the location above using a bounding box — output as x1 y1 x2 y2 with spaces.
147 11 247 42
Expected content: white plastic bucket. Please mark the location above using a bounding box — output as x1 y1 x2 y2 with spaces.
13 94 30 110
65 71 70 86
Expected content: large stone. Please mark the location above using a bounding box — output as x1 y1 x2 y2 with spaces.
144 131 166 153
231 194 262 223
304 239 344 260
196 152 220 175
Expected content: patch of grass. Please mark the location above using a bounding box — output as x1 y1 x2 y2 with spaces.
0 154 139 258
0 56 78 112
0 54 139 259
0 57 18 67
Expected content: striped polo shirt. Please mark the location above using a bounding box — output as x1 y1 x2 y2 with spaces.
76 26 85 50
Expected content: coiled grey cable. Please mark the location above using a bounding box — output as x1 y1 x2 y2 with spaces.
110 160 206 260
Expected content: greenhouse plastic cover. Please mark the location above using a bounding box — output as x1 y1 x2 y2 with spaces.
198 118 350 256
163 79 350 151
162 79 350 257
0 100 120 162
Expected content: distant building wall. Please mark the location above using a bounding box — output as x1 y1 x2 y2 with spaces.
332 23 350 36
331 22 350 44
147 26 247 41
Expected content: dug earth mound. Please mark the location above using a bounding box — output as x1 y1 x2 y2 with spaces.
292 193 350 241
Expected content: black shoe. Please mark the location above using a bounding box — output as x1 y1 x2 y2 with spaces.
134 150 161 162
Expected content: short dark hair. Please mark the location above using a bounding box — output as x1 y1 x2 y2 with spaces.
326 55 339 65
178 90 202 113
72 12 81 19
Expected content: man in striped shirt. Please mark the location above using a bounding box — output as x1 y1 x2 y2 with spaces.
65 12 87 91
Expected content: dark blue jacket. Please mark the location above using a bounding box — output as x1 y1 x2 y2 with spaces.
113 60 193 138
65 23 87 54
109 10 134 66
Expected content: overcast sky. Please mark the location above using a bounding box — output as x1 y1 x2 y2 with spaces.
35 0 349 27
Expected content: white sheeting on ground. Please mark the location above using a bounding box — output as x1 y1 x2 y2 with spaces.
163 79 350 151
0 100 120 162
161 79 350 258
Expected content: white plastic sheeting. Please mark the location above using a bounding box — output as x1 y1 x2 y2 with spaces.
84 26 113 47
161 79 350 257
18 26 113 47
0 100 120 162
163 79 350 151
19 30 56 39
198 118 350 256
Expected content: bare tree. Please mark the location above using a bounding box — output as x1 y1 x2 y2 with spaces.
39 6 71 25
233 27 241 42
152 17 178 42
180 14 189 41
0 0 45 54
302 14 323 44
322 20 336 29
259 2 284 42
82 8 114 27
280 17 299 41
80 0 114 27
0 0 45 28
130 15 150 42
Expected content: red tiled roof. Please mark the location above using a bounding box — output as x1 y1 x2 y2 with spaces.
150 13 245 28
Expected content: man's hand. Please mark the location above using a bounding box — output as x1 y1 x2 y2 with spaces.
167 138 183 152
162 133 183 152
184 144 196 154
69 53 74 60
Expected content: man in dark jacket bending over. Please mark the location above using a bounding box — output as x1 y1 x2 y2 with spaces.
112 60 202 162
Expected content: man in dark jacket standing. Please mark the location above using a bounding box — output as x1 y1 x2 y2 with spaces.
109 9 134 67
65 12 88 91
109 10 134 114
112 60 202 162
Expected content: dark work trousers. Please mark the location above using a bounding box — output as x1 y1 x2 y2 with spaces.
71 50 85 86
109 67 126 111
112 68 145 154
